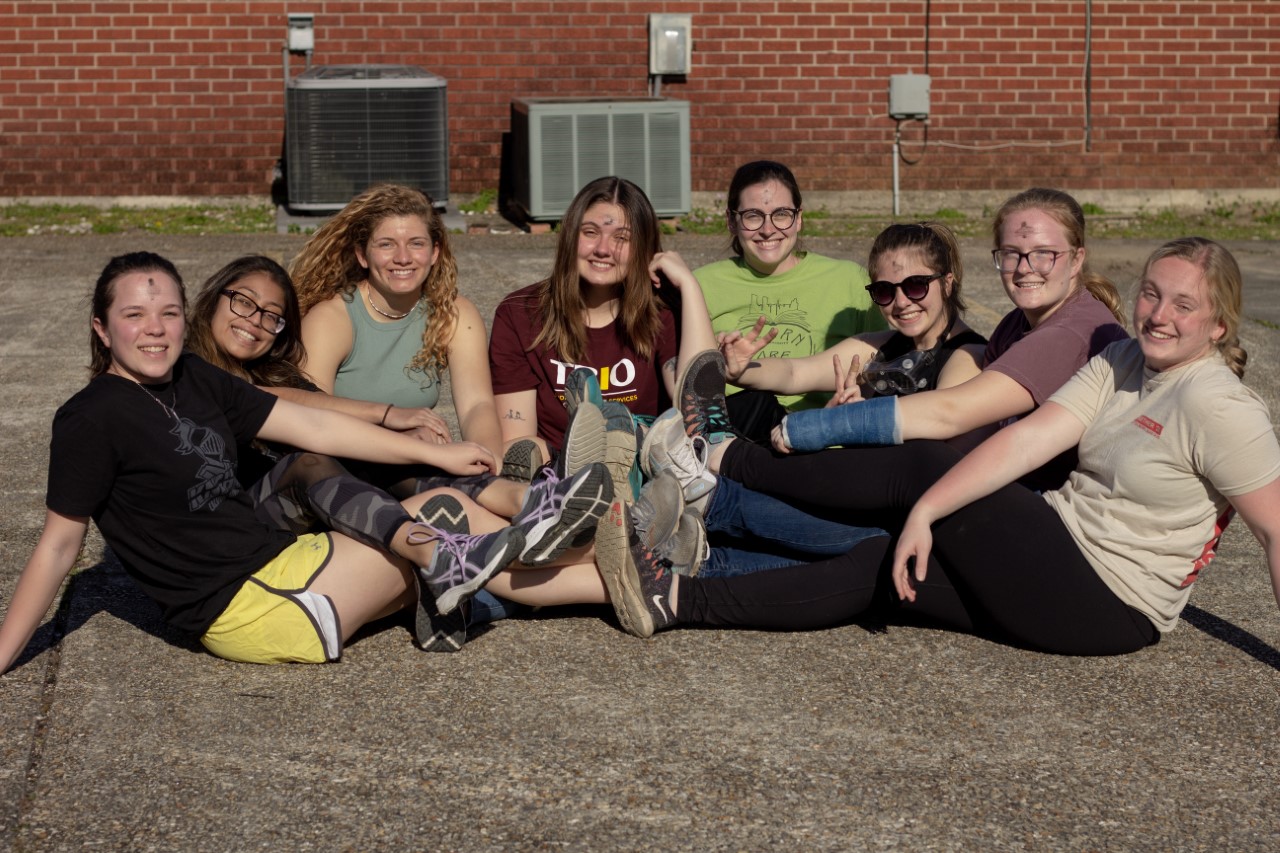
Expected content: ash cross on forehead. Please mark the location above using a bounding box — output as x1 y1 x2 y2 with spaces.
602 215 615 226
1014 219 1037 237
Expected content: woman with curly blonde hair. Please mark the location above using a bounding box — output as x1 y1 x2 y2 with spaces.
291 184 504 461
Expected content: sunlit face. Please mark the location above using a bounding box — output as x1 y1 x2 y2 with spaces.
1133 256 1225 373
870 249 953 349
92 271 185 384
355 214 439 300
730 179 802 276
211 272 287 364
995 207 1084 326
576 201 632 289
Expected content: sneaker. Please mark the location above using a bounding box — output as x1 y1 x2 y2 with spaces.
512 463 613 566
631 469 684 551
675 349 732 443
558 395 607 478
599 400 639 503
594 500 676 638
639 408 717 513
500 439 544 483
412 494 471 652
664 508 709 577
563 366 604 419
409 522 525 615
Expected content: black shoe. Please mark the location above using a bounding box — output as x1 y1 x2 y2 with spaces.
412 494 470 652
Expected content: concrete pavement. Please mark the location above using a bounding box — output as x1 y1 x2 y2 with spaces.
1 232 1278 851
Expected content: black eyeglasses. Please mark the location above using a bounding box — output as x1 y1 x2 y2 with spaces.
992 248 1071 275
733 207 800 231
864 273 944 306
221 289 286 334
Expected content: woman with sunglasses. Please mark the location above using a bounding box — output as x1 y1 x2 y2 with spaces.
694 160 886 441
718 221 986 428
725 187 1129 493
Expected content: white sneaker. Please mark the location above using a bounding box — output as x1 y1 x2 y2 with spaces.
639 409 716 513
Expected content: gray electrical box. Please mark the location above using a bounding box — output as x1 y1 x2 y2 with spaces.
649 14 692 75
889 73 931 120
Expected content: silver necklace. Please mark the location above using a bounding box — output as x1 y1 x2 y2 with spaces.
134 380 178 421
364 284 420 320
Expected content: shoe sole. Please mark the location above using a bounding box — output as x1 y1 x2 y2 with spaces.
600 401 639 504
500 439 544 483
519 464 614 566
564 367 604 419
666 507 709 578
594 501 655 639
561 401 607 477
413 495 470 652
676 349 727 438
433 526 525 616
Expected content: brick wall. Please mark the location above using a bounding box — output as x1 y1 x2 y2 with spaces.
1 1 1276 199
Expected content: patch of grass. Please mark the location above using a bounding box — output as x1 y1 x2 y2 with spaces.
929 207 967 220
458 188 497 215
0 202 275 237
1081 202 1107 216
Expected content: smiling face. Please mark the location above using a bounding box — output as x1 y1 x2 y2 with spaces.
1133 256 1225 373
576 201 632 290
730 179 802 276
210 271 287 364
355 214 439 304
92 271 185 384
871 249 953 349
995 207 1084 326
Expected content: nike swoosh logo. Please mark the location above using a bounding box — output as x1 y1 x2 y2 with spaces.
651 594 670 623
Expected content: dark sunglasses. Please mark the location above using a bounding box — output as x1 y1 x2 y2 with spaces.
864 273 944 307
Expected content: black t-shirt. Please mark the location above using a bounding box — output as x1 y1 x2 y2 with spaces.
46 354 291 634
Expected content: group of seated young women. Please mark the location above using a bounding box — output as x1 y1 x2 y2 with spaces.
1 164 1277 671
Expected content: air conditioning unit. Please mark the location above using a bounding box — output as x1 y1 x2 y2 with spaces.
286 65 448 212
510 97 690 221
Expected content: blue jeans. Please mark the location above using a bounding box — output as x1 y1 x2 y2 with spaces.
705 478 884 555
469 590 525 625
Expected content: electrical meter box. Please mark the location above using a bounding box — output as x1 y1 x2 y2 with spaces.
888 73 931 120
649 14 692 75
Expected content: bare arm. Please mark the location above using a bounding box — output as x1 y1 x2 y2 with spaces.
726 325 881 396
495 390 539 444
262 385 451 442
0 511 88 674
257 397 496 476
298 296 354 394
892 402 1087 601
1226 477 1280 613
896 368 1036 442
648 251 717 399
445 296 505 460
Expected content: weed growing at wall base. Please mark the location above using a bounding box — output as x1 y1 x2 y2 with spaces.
0 202 275 237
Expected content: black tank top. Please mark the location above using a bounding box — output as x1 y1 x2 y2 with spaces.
864 328 987 398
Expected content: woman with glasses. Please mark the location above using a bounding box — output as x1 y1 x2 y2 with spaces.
693 160 886 441
717 220 986 424
727 187 1129 493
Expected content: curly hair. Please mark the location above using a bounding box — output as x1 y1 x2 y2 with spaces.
531 176 665 365
89 252 185 377
186 255 313 389
1140 237 1247 378
992 187 1125 324
288 184 459 374
868 221 967 321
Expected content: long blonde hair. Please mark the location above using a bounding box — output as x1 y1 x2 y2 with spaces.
1142 237 1247 378
531 176 665 365
289 184 459 374
992 187 1125 324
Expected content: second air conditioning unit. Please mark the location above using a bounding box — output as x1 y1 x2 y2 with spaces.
510 97 691 221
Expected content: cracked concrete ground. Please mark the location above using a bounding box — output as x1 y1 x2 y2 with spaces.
1 232 1278 851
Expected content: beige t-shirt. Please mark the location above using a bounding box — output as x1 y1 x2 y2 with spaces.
1045 340 1280 631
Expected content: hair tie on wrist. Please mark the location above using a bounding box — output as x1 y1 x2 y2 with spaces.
379 403 393 427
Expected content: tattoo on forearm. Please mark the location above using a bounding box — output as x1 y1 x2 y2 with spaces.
502 409 526 422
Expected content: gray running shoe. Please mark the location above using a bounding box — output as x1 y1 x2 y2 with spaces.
409 521 525 615
599 399 640 503
500 439 544 483
675 349 732 443
511 463 613 566
563 366 604 418
413 494 471 652
663 508 709 578
639 408 716 513
558 396 607 478
631 469 684 551
594 499 676 638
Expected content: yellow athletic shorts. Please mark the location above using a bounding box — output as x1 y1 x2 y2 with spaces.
200 533 342 665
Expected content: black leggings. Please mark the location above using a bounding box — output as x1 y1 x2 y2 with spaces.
250 453 412 551
687 440 1159 656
